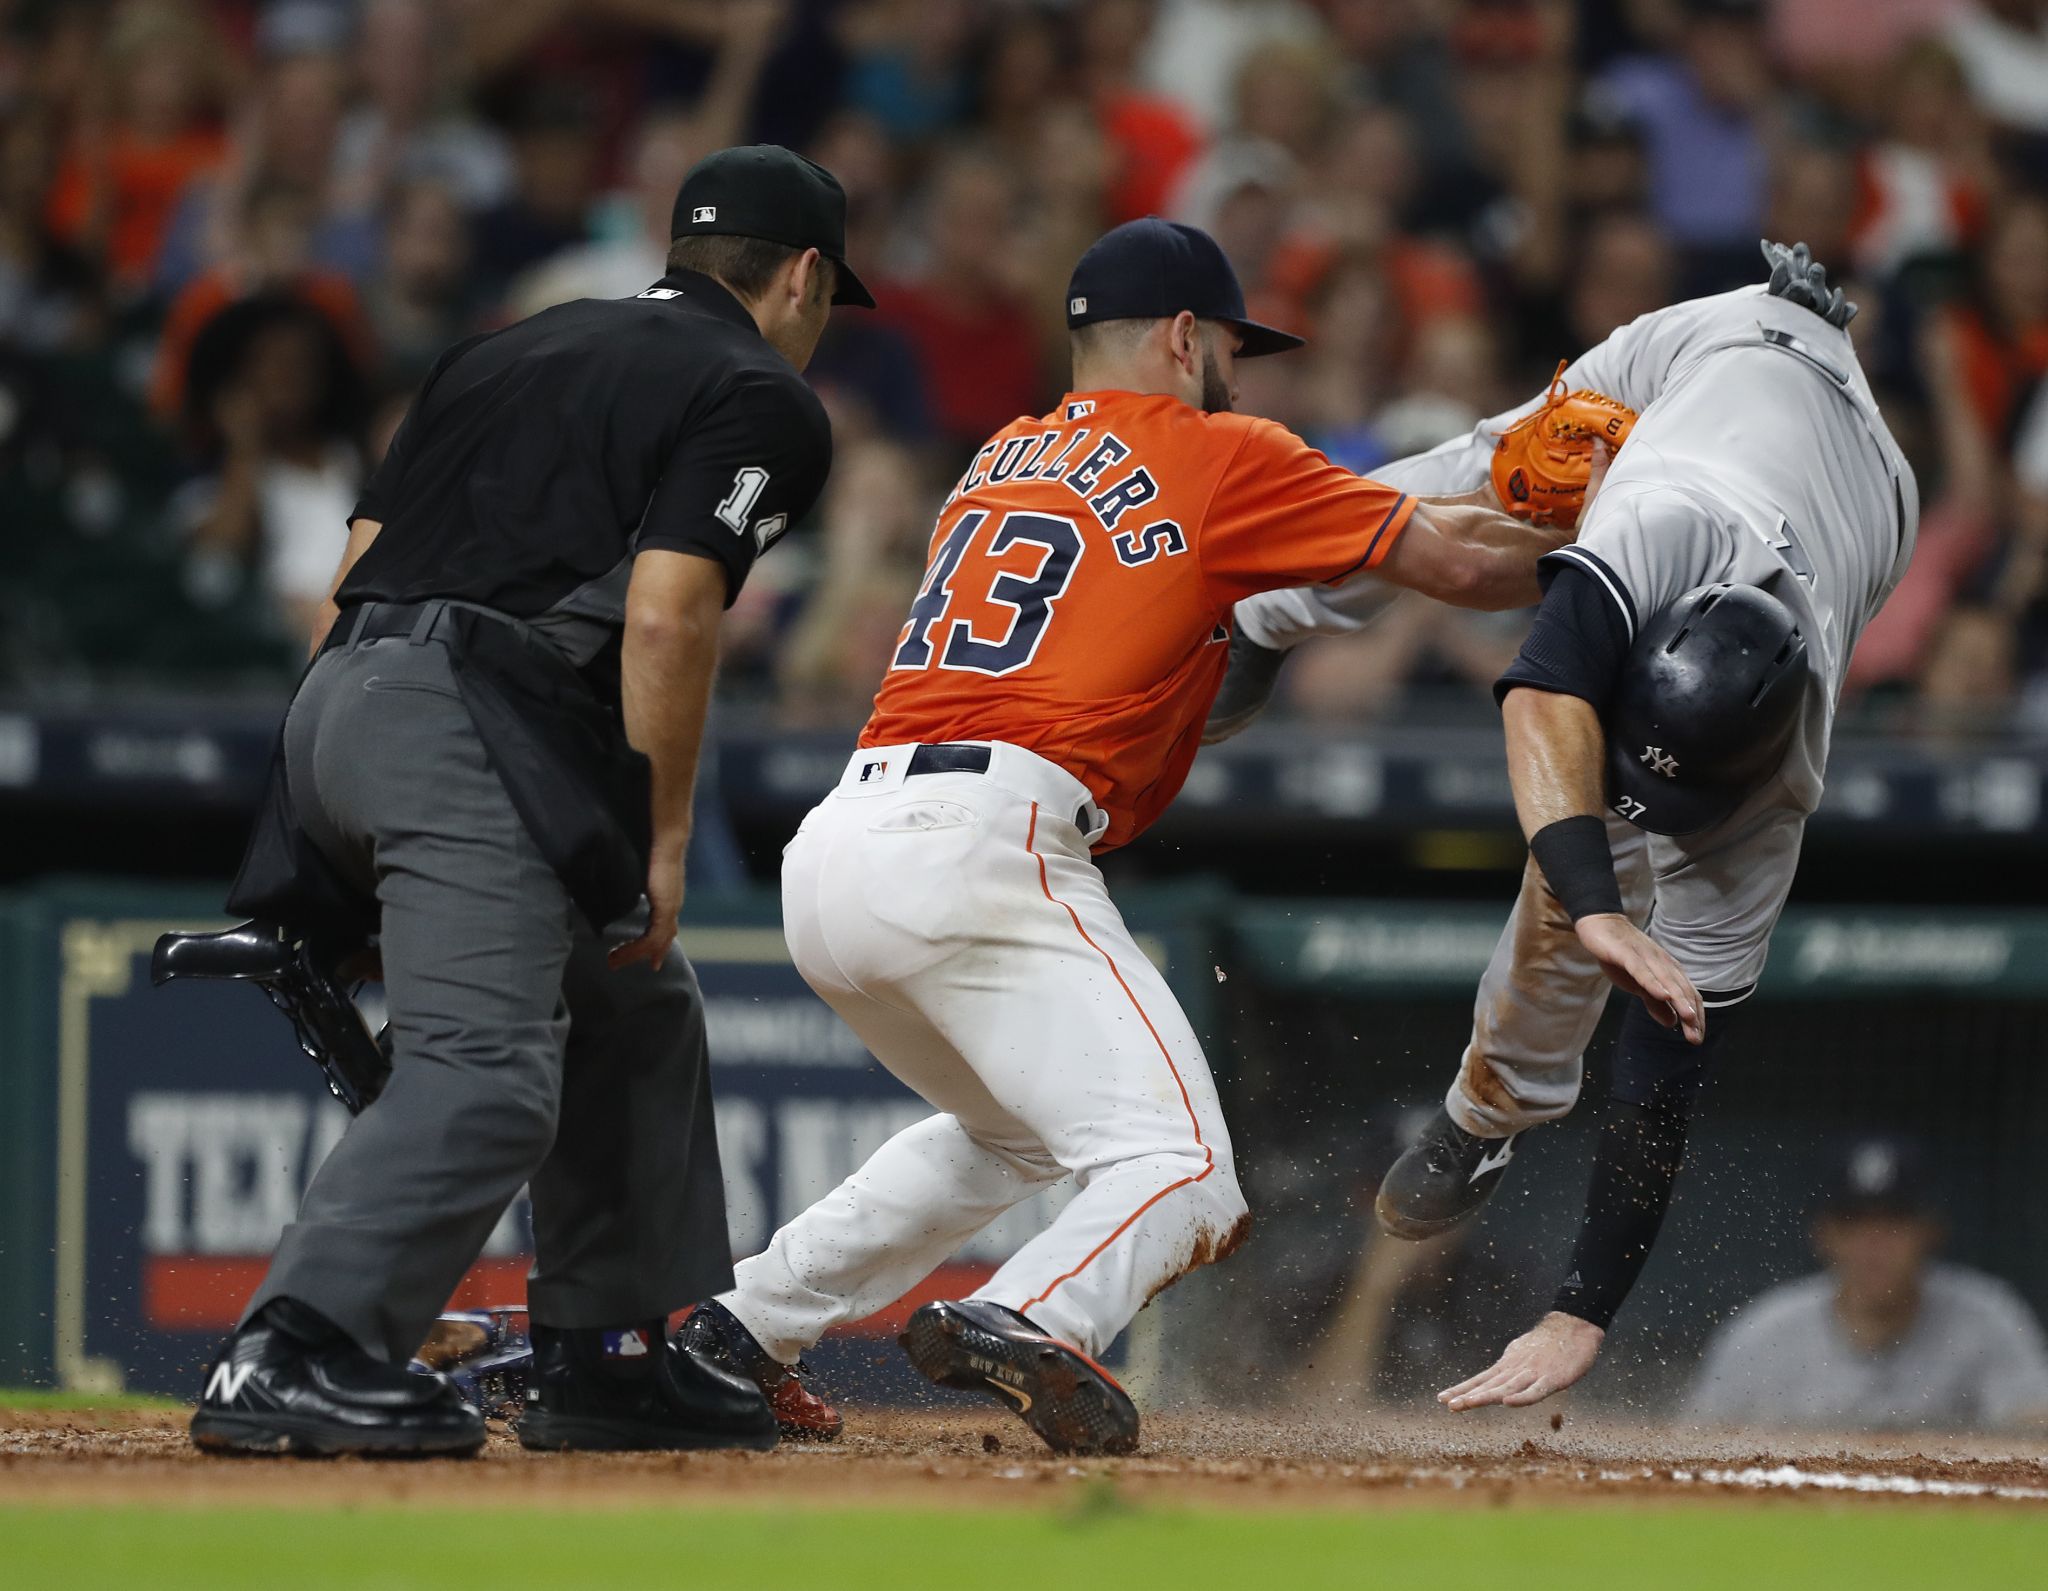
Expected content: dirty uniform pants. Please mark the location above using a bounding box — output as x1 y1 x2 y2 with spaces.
718 741 1248 1363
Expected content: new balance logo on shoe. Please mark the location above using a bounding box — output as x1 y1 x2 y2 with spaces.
1469 1138 1517 1183
204 1361 255 1405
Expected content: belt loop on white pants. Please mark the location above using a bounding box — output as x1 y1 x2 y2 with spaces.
837 741 1109 845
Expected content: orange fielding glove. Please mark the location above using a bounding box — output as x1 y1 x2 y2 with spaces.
1489 361 1638 529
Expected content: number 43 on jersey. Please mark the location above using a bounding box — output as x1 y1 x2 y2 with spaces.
892 506 1187 678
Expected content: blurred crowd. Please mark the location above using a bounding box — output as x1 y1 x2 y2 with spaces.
3 0 2048 734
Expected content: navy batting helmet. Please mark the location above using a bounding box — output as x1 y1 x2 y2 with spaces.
1606 583 1810 835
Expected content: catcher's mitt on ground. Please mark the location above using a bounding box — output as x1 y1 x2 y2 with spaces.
1490 362 1637 528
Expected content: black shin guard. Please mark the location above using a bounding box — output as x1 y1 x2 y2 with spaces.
1552 999 1733 1329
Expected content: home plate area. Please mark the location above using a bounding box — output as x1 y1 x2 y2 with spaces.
5 1404 2046 1513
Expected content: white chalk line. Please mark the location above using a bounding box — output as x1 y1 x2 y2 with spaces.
1386 1461 2048 1503
1674 1463 2048 1502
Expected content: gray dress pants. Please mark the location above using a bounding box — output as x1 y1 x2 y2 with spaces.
244 629 733 1362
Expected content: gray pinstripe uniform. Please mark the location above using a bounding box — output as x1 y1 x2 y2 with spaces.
1233 287 1919 1133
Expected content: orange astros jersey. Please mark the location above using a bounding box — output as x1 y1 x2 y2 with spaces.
861 391 1416 848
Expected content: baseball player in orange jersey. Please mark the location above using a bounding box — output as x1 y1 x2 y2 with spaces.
681 220 1570 1454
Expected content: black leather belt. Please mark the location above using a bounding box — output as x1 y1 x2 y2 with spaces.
330 599 542 654
905 742 1100 834
907 743 991 778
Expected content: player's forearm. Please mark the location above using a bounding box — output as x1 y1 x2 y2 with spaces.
1416 488 1494 510
1377 503 1564 611
1437 499 1572 559
1502 686 1607 835
308 517 382 656
1504 686 1625 923
621 553 726 858
1555 997 1723 1329
1435 502 1571 609
1552 1096 1688 1330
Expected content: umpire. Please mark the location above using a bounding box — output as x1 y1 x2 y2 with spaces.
190 146 869 1457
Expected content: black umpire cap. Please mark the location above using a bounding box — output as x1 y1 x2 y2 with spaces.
1065 218 1303 357
671 145 875 308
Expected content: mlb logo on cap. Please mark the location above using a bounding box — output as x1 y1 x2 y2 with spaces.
668 144 875 306
1063 217 1303 355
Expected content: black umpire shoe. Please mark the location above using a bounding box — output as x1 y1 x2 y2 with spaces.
678 1300 843 1441
901 1299 1139 1457
515 1322 779 1453
1375 1109 1522 1240
1200 630 1291 745
190 1298 486 1457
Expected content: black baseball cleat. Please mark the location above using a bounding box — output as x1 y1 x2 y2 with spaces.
514 1321 779 1453
1375 1109 1522 1240
678 1299 843 1441
189 1298 486 1457
900 1299 1139 1457
1200 630 1291 745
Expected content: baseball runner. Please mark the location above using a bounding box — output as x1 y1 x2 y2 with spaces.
680 218 1572 1454
1207 243 1919 1409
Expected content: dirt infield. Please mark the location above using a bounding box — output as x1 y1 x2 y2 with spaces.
6 1404 2047 1512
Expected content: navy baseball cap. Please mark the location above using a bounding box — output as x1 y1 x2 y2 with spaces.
1065 218 1304 357
672 145 874 308
1820 1136 1936 1220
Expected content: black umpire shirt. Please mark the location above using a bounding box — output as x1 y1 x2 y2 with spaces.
230 270 832 936
338 268 832 700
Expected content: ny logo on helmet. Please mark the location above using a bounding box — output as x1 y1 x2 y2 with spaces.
1640 746 1679 779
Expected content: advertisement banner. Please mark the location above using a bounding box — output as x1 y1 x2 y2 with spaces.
28 884 1212 1398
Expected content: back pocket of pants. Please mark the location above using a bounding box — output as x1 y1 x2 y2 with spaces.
867 799 979 834
859 800 986 948
361 674 463 702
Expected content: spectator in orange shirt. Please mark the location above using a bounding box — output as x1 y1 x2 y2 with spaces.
43 0 228 293
1933 195 2048 441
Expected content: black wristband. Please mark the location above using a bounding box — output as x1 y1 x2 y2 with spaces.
1528 815 1623 921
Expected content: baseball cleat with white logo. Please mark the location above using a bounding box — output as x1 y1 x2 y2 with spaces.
189 1298 486 1457
900 1299 1139 1456
1376 1109 1522 1240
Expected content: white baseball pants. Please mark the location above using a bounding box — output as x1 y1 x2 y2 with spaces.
718 742 1247 1363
